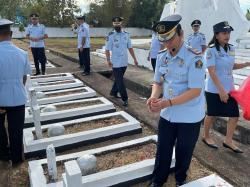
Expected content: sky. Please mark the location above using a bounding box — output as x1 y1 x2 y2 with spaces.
77 0 250 14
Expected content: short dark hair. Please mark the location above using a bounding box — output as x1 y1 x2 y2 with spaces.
0 25 11 36
208 33 230 52
176 24 182 36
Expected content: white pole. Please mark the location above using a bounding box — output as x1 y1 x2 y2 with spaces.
46 144 58 182
29 88 38 106
32 105 43 139
29 88 43 139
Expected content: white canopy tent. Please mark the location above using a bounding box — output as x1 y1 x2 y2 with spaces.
160 0 250 45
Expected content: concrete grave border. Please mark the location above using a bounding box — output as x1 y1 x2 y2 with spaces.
25 97 115 127
24 111 141 158
32 79 84 92
31 73 74 83
181 174 233 187
28 135 175 187
26 87 96 106
31 62 55 69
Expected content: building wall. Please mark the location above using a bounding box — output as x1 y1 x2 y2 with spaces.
12 27 152 38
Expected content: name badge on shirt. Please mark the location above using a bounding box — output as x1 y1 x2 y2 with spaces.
165 58 168 64
195 60 203 69
206 49 212 60
168 88 173 96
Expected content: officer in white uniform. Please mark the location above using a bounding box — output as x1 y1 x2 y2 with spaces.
148 21 163 72
105 16 138 106
0 19 31 166
186 20 206 55
76 16 91 75
146 15 205 187
26 13 48 75
203 21 250 153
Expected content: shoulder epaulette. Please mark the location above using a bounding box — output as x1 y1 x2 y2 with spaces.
108 31 115 36
158 48 167 54
229 43 234 47
123 30 129 34
209 44 215 48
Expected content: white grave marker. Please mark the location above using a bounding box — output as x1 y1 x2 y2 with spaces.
29 88 43 139
63 160 82 187
46 144 58 182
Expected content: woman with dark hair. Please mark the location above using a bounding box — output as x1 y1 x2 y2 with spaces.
202 21 250 153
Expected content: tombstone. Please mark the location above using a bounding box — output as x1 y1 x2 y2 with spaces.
46 144 57 182
26 75 32 96
29 88 43 139
41 105 57 113
48 124 65 137
36 91 46 99
32 106 43 139
29 88 38 106
77 154 97 176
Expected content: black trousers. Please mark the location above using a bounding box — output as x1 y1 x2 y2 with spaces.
0 105 25 164
152 117 201 185
151 58 156 72
31 47 47 74
111 66 128 102
78 48 90 73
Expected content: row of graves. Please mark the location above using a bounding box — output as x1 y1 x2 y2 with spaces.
25 72 233 187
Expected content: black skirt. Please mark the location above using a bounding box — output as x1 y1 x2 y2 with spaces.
205 91 239 117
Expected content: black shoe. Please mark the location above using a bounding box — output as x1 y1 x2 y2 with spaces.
223 142 243 153
110 93 121 98
202 138 218 149
82 72 90 76
122 100 128 107
176 180 187 187
42 72 45 75
33 72 41 76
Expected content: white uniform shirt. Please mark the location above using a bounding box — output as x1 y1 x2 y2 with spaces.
150 32 162 59
154 44 206 123
77 23 90 49
0 41 31 106
105 30 132 68
26 23 47 48
187 32 206 53
205 45 235 93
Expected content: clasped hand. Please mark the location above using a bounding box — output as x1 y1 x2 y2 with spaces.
146 97 169 113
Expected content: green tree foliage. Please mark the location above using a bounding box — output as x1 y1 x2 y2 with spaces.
0 0 23 20
0 0 80 27
246 9 250 21
86 0 169 28
18 23 25 32
129 0 169 28
87 0 132 27
1 0 168 28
